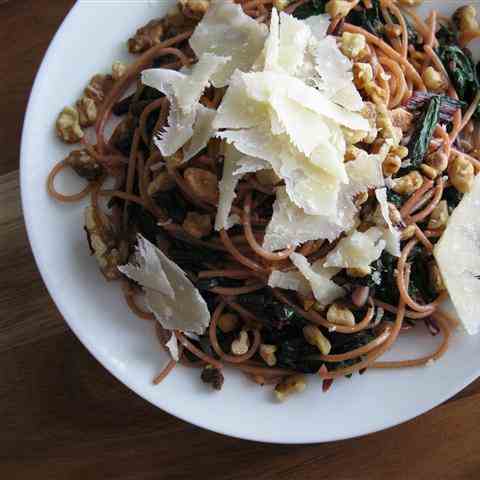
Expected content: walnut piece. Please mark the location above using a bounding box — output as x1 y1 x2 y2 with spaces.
56 107 84 143
201 365 224 391
128 18 165 54
84 74 114 105
65 149 104 181
76 96 97 128
84 207 121 281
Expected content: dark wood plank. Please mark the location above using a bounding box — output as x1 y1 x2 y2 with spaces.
0 0 75 177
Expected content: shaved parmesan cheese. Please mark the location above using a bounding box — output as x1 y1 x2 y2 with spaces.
174 53 229 114
142 56 225 159
286 77 368 130
218 126 341 216
269 92 331 156
263 187 355 250
277 12 311 76
165 334 180 361
142 69 196 157
213 71 269 129
118 235 210 334
304 14 331 40
182 105 217 162
324 227 386 270
290 253 345 305
189 0 268 87
345 149 385 193
375 187 401 257
268 269 310 295
263 7 280 71
434 175 480 335
215 143 265 231
312 36 363 111
215 143 243 231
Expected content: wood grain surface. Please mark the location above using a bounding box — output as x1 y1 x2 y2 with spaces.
2 1 480 479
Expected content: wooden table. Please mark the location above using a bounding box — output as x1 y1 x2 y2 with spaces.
2 1 480 478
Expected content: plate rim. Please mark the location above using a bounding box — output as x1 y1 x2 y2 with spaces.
19 0 480 444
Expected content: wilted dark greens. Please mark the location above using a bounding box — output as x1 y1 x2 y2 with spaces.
436 24 480 119
347 0 384 37
292 0 326 19
404 95 441 172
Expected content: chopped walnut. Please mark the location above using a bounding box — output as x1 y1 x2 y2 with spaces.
365 81 388 105
353 63 374 90
453 5 479 32
76 95 97 128
275 375 307 402
84 74 114 105
184 168 218 202
147 171 176 196
392 171 424 195
179 0 211 17
128 18 164 53
84 206 121 280
111 61 128 81
376 104 402 145
182 212 212 238
340 32 367 59
448 152 474 193
56 107 84 143
201 365 224 391
390 108 413 133
65 149 104 181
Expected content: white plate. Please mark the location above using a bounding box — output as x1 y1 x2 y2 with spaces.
21 0 480 443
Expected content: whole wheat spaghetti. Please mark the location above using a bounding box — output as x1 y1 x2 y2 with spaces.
47 0 480 397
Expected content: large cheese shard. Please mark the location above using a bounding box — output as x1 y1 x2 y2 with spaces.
290 253 345 306
268 269 310 295
189 0 268 87
182 105 217 162
263 187 355 250
286 76 368 130
213 71 269 129
142 69 196 156
118 235 210 334
375 187 401 257
173 53 229 114
218 126 341 216
304 14 331 40
215 144 243 231
263 7 280 71
324 227 386 270
143 55 227 116
277 12 312 75
142 57 225 159
312 36 363 111
434 175 480 335
345 149 385 193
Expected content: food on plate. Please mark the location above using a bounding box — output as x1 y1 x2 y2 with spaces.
47 0 480 400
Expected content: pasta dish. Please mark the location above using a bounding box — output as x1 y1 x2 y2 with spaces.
47 0 480 400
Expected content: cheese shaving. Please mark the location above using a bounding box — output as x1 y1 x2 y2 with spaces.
142 69 196 157
118 235 210 334
215 143 244 231
263 187 354 250
324 227 386 270
375 187 401 257
174 53 229 114
189 0 268 87
165 334 180 361
290 253 345 305
183 105 217 162
268 269 310 295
